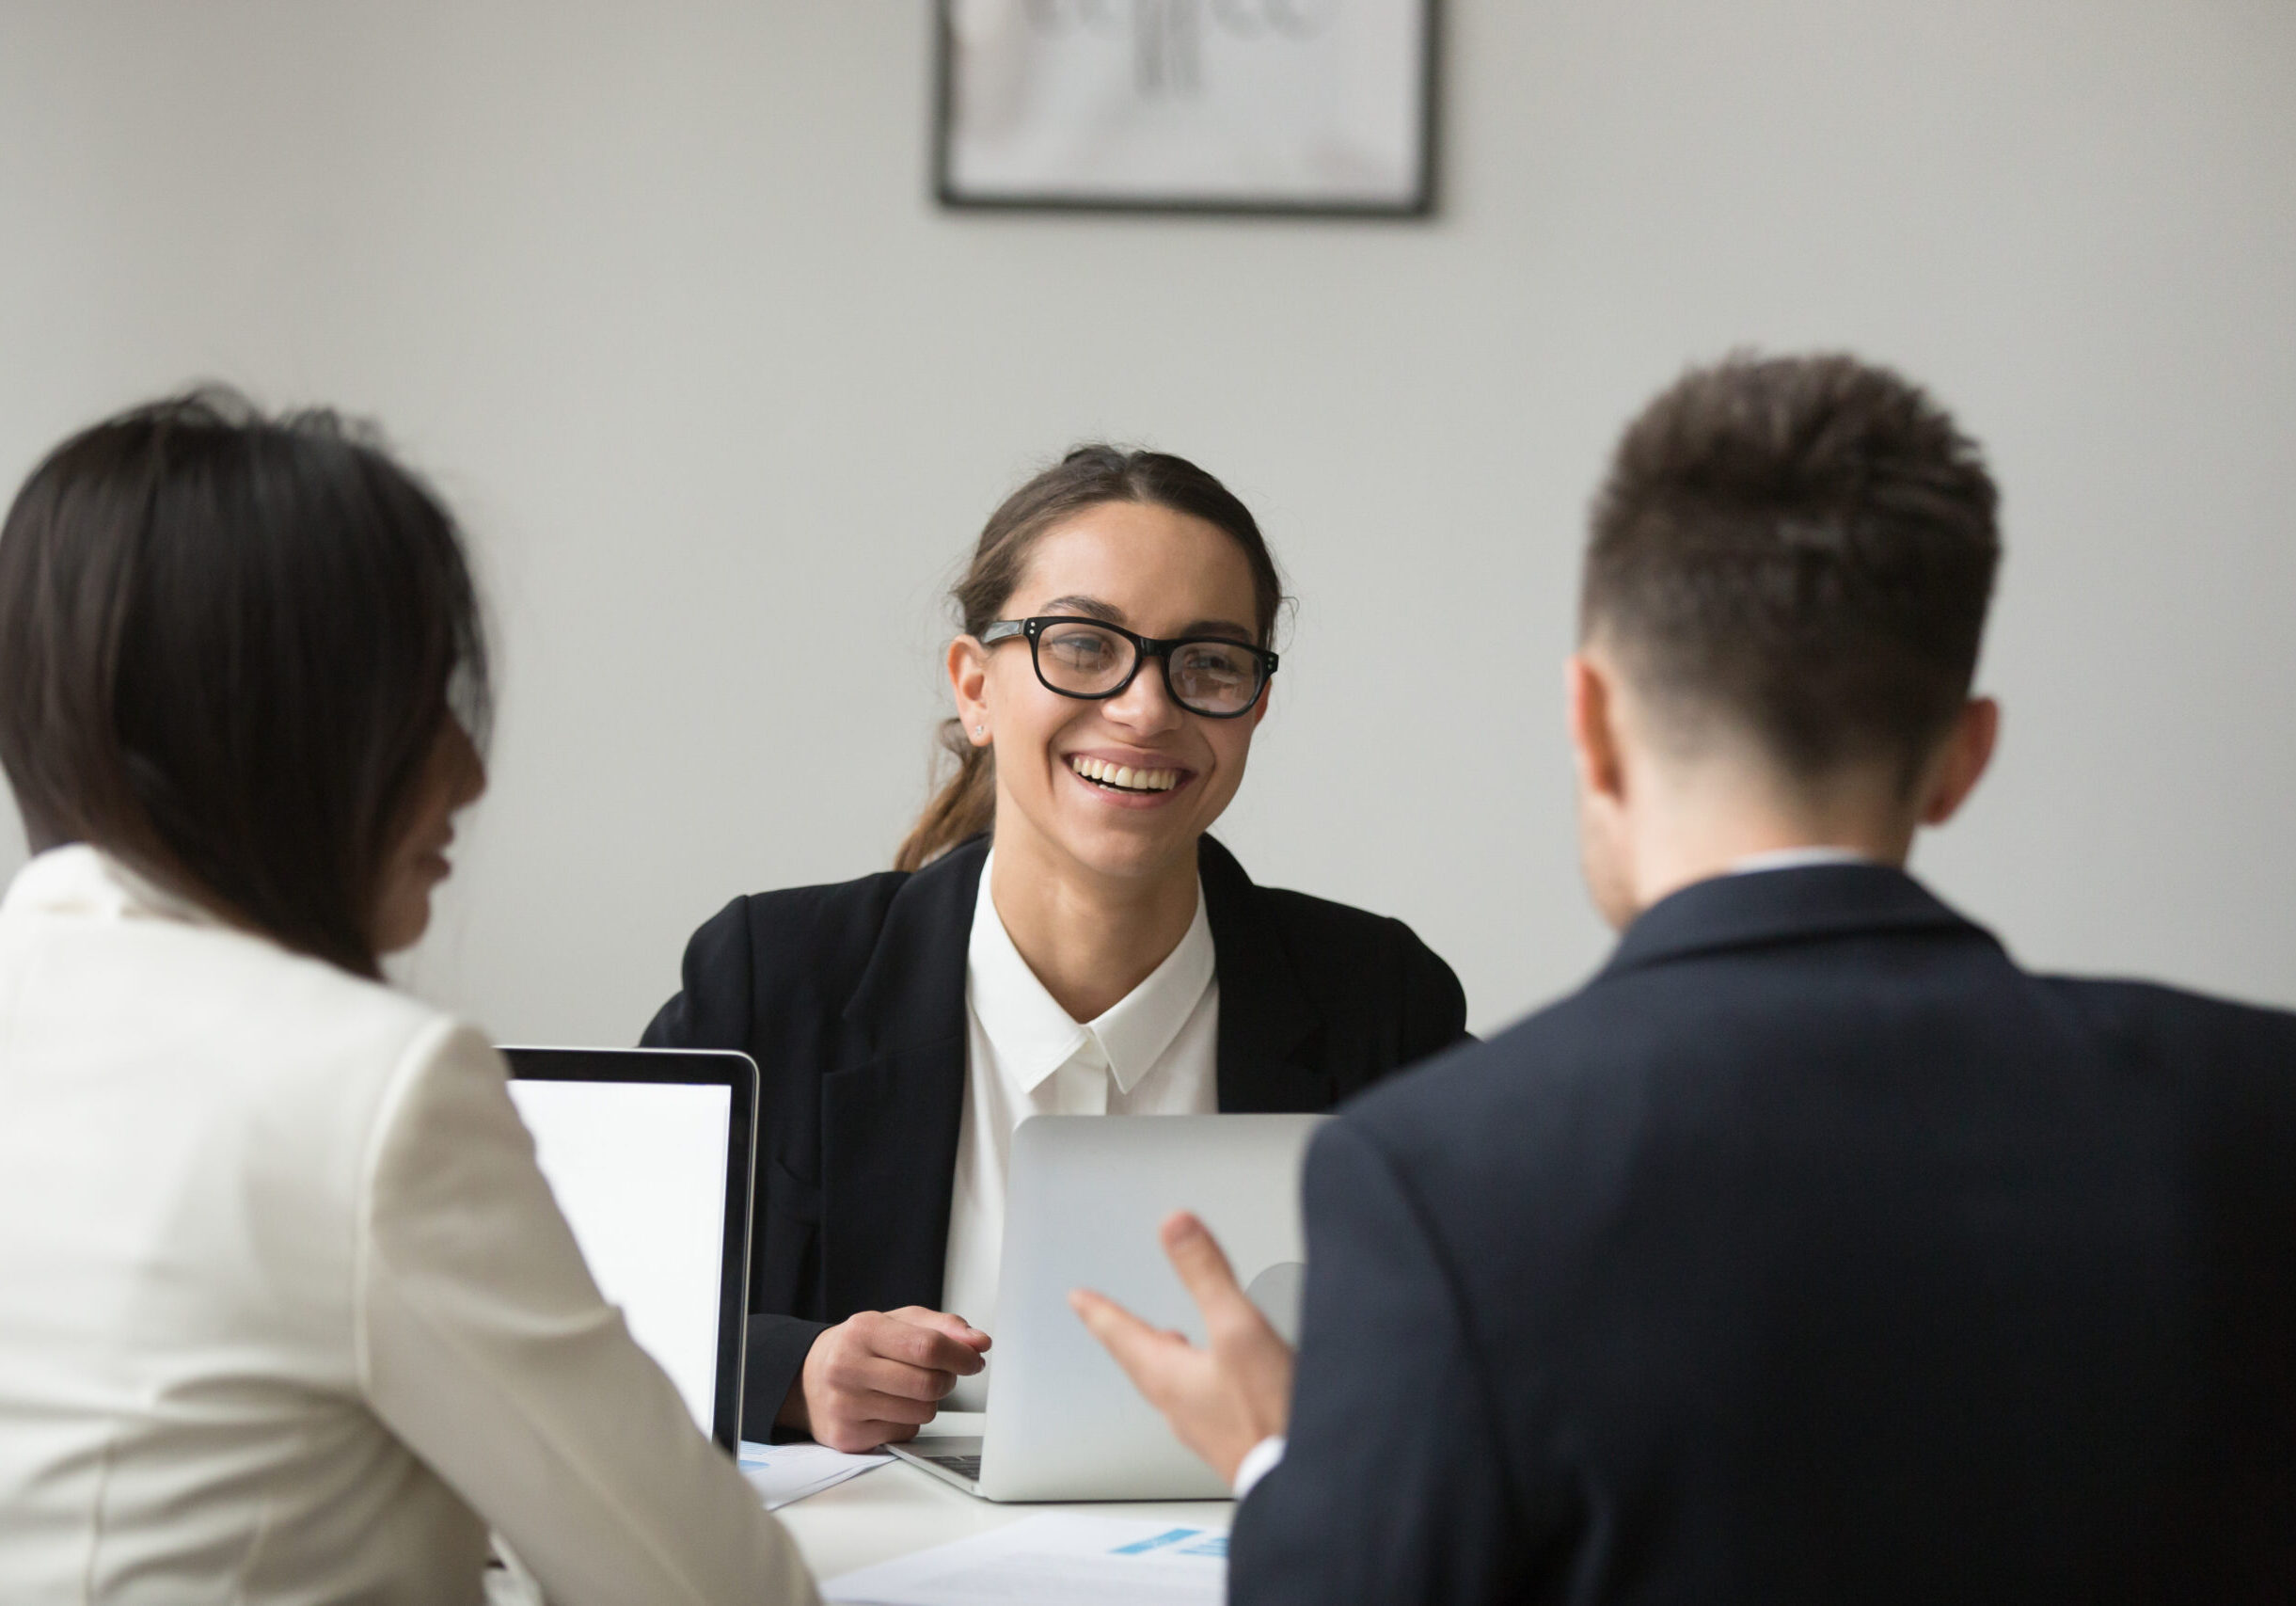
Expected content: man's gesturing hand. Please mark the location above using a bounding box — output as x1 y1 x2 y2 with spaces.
780 1307 990 1453
1069 1211 1294 1486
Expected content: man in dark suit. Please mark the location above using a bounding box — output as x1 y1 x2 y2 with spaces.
1075 352 2296 1602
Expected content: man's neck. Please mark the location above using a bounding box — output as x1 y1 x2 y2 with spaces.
1625 789 1917 916
986 819 1199 1026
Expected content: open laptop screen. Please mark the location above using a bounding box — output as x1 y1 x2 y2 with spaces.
501 1047 757 1450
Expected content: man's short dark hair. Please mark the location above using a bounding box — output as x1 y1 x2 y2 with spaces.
0 390 491 978
1583 352 2001 783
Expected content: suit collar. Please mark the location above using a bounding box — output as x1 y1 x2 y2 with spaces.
1601 863 1996 980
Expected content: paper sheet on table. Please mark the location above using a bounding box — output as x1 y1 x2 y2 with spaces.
823 1513 1227 1605
737 1439 891 1510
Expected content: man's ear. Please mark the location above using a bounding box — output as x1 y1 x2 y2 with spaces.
947 635 991 746
1567 653 1627 805
1919 696 2000 826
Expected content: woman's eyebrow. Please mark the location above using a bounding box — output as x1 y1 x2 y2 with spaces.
1038 596 1256 642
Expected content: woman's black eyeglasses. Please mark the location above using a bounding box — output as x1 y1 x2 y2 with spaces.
978 617 1277 719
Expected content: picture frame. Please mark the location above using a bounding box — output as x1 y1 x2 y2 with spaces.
934 0 1439 217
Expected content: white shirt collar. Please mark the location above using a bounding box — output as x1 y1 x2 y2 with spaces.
966 851 1217 1098
1728 846 1878 876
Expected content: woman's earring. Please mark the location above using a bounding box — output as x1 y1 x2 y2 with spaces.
974 724 987 741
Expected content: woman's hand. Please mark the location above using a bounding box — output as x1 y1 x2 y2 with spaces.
780 1307 991 1453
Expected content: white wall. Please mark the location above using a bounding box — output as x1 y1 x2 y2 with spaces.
2 0 2290 1039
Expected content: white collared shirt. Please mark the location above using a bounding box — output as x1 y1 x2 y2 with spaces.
1729 846 1877 875
941 851 1219 1409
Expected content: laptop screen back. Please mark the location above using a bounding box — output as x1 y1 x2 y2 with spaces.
505 1074 734 1437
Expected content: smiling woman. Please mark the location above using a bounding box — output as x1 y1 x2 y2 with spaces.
898 446 1285 879
642 445 1470 1453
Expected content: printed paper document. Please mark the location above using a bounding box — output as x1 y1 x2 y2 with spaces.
737 1440 890 1510
822 1513 1227 1605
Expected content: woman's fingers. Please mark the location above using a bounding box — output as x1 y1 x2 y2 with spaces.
854 1309 989 1375
847 1385 942 1427
803 1308 986 1449
889 1306 994 1354
839 1354 967 1407
803 1375 944 1447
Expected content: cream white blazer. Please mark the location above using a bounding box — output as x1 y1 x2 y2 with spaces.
0 847 817 1606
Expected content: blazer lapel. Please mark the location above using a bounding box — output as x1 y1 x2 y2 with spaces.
1198 836 1330 1112
819 837 986 1318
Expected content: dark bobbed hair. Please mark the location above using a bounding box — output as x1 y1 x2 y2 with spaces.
1583 352 2001 786
895 445 1286 872
0 390 492 978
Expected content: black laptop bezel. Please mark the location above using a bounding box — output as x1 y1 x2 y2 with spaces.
499 1045 758 1454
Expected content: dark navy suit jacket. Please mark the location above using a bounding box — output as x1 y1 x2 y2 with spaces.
1233 864 2296 1604
641 834 1466 1438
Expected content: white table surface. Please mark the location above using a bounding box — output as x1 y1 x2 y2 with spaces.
771 1414 1233 1582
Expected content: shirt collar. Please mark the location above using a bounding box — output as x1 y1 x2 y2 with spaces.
966 851 1216 1098
1728 845 1877 876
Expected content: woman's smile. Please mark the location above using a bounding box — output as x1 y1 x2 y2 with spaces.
1064 750 1195 802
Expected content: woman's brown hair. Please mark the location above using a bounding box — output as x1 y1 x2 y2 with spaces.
894 445 1285 872
0 390 491 978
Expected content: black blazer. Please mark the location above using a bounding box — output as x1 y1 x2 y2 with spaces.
641 833 1466 1438
1233 865 2296 1605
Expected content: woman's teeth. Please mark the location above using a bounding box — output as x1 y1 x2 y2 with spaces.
1069 755 1180 793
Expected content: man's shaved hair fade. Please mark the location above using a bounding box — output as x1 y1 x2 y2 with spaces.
1583 352 2002 787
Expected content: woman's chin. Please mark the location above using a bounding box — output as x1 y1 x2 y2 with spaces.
1047 806 1208 882
373 893 437 956
376 916 430 956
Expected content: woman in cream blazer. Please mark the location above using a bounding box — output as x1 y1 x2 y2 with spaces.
0 394 815 1606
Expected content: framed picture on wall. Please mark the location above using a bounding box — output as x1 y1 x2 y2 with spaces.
935 0 1437 216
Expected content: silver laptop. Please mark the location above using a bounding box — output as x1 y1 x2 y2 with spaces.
500 1046 758 1453
890 1113 1324 1502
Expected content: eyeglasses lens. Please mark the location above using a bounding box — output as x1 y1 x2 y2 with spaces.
1036 622 1134 695
1166 641 1260 715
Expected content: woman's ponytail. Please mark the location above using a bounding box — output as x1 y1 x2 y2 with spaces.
894 445 1285 871
894 718 996 873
